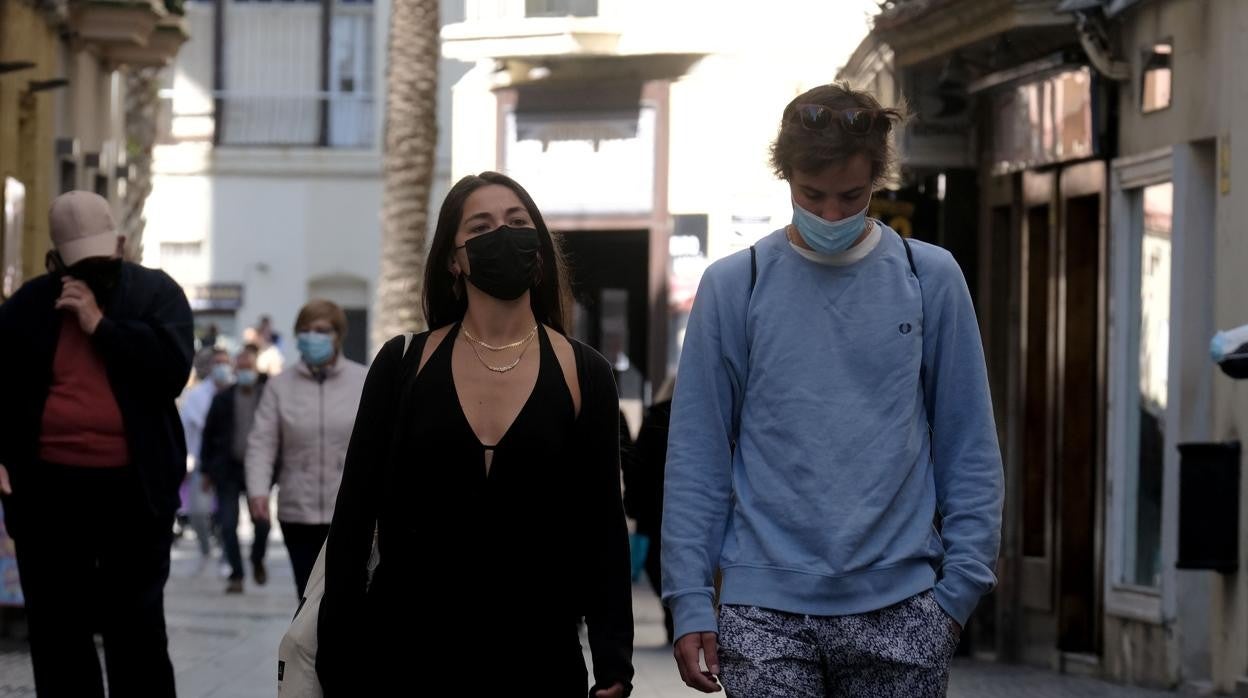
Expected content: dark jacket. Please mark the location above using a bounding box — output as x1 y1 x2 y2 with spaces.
0 263 194 532
623 399 671 539
201 379 268 487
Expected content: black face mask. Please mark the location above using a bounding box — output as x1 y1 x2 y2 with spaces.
47 250 122 297
460 225 541 301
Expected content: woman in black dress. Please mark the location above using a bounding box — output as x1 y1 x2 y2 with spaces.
317 172 634 696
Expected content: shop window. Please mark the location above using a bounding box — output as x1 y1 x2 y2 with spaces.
1141 42 1172 114
1121 181 1172 588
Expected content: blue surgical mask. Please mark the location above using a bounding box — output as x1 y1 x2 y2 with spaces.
236 369 259 387
210 364 234 386
1211 323 1248 361
297 332 336 367
792 199 870 254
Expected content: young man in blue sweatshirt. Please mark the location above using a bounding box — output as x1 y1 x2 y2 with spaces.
662 84 1004 696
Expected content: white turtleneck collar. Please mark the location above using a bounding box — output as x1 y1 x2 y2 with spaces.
787 220 883 266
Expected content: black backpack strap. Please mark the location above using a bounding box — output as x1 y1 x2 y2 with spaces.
750 245 758 294
733 246 759 450
901 234 918 278
898 233 931 425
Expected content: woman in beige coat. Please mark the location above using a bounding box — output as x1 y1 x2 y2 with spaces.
245 300 368 597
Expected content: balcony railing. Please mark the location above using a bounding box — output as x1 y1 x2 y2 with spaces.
159 1 377 148
215 92 376 148
465 0 599 21
525 0 597 17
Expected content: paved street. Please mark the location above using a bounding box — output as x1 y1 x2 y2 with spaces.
0 533 1184 696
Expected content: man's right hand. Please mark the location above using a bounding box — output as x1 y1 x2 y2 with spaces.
0 464 10 495
674 632 722 693
248 495 270 522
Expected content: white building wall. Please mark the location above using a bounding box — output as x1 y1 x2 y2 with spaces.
664 0 880 261
447 0 879 260
432 0 474 243
1109 0 1248 692
146 0 465 363
145 149 384 363
145 7 383 361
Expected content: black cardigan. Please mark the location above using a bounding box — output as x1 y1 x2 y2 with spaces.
317 331 634 695
201 379 269 486
0 264 194 531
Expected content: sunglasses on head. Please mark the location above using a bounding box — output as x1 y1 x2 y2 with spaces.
793 104 884 135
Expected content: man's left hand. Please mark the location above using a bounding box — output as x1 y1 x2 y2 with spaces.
55 277 103 335
593 683 626 698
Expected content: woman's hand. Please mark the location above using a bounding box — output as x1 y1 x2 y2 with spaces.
248 495 270 521
594 682 626 698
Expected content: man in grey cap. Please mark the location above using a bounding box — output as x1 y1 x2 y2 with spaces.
0 191 193 697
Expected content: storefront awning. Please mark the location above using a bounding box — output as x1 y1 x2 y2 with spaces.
1055 0 1145 17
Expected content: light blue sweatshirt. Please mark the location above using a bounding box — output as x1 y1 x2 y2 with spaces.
661 223 1003 641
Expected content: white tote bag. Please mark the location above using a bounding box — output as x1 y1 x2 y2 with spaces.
277 542 328 696
277 529 381 696
276 333 412 696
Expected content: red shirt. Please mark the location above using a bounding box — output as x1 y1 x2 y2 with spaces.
39 314 130 467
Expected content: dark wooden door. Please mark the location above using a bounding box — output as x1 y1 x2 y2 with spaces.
1055 160 1106 654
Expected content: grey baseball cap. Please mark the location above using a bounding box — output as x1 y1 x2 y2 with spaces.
49 191 119 266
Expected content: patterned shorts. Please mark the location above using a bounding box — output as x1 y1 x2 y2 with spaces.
717 590 960 698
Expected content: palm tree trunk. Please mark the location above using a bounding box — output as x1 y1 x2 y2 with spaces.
373 0 440 349
120 66 162 263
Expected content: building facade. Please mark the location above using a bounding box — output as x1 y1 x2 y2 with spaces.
1 0 187 298
442 0 880 404
144 0 410 362
145 0 469 363
844 0 1248 692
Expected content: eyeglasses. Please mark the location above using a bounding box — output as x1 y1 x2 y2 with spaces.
793 104 884 135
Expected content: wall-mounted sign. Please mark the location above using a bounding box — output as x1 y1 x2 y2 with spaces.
899 61 975 170
2 177 26 299
188 283 244 312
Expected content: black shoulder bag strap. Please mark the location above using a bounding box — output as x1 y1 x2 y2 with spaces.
364 331 429 587
898 235 924 390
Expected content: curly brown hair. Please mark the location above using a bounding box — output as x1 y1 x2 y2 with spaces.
769 83 907 187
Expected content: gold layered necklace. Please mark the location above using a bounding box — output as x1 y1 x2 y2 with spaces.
463 324 537 351
463 324 538 373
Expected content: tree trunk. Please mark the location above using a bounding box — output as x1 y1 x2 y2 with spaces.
120 66 162 263
373 0 440 349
